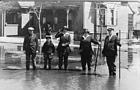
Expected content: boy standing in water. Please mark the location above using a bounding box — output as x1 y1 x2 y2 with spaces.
42 36 55 70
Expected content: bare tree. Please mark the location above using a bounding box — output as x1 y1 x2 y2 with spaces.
31 5 43 61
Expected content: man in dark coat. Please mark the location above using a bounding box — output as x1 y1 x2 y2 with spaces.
23 27 39 70
102 28 121 76
42 36 55 70
79 29 100 71
55 26 71 70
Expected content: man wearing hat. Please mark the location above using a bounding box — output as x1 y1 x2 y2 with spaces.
55 26 71 70
23 27 39 70
42 35 55 70
102 28 121 76
79 28 100 71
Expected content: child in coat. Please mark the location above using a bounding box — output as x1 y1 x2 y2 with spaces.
42 36 55 69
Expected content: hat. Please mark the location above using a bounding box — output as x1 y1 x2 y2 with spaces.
28 27 34 31
83 28 89 33
63 26 68 30
46 35 51 39
107 28 114 31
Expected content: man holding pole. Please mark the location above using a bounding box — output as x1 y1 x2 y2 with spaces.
79 29 100 71
102 28 121 76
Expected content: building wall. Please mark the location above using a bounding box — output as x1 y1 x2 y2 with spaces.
83 2 133 39
83 2 95 33
109 6 132 39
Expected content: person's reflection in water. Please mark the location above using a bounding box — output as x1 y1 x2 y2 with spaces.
25 70 38 81
23 71 39 90
78 75 92 90
128 42 133 68
105 77 117 90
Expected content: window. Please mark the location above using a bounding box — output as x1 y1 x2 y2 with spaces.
106 9 117 26
111 9 114 25
6 11 18 24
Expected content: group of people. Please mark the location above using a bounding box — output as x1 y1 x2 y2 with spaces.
23 26 121 76
23 26 71 71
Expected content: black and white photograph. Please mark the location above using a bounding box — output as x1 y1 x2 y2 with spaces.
0 0 140 90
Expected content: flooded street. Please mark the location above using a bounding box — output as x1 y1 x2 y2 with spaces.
0 42 140 90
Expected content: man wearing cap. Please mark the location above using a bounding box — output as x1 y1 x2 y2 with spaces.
102 28 121 76
55 26 71 70
79 29 100 71
23 27 39 70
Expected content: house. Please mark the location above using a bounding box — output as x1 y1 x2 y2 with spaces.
0 0 138 40
0 1 83 40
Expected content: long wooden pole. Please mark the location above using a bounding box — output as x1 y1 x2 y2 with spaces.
94 2 103 73
39 4 42 64
94 45 100 72
119 30 121 79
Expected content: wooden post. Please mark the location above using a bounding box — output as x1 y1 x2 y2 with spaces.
94 2 97 39
119 30 121 79
94 2 103 73
66 8 70 28
39 4 42 63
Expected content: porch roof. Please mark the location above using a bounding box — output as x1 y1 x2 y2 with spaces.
0 1 82 11
34 2 82 9
2 0 139 2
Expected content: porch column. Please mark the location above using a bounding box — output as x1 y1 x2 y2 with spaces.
53 9 56 31
0 11 3 36
66 8 70 28
2 11 6 37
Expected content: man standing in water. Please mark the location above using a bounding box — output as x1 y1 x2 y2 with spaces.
79 29 100 71
23 27 39 70
55 26 71 70
102 28 121 76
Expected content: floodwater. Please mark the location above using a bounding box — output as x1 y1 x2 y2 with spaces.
0 42 140 90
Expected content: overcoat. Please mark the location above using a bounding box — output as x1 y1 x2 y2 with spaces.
23 34 38 54
79 35 98 55
42 41 55 54
102 35 121 57
55 32 71 54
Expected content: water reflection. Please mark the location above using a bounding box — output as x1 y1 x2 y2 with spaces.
118 43 135 70
104 77 117 90
23 70 94 90
24 70 46 90
78 75 92 90
0 46 5 63
128 43 133 65
65 75 80 90
25 70 38 81
128 48 133 68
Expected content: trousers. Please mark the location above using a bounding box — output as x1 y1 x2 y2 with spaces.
81 53 92 71
44 54 52 69
106 56 116 75
26 52 36 70
58 51 69 70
